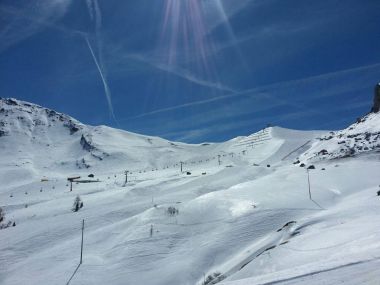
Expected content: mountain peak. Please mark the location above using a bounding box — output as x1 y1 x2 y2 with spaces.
0 97 83 137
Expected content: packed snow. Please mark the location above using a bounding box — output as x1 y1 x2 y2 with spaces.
0 98 379 285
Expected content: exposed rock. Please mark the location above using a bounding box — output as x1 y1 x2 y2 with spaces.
4 98 18 106
64 120 80 135
45 109 58 117
80 135 95 151
372 83 380 113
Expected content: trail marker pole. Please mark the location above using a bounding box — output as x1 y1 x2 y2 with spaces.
180 161 184 173
80 219 84 264
307 169 312 200
66 219 85 285
306 169 324 209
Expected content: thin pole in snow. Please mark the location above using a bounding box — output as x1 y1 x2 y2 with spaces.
80 219 84 264
306 169 324 209
180 161 183 173
66 219 85 285
307 169 312 200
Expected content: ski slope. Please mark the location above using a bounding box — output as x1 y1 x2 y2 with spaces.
0 98 379 285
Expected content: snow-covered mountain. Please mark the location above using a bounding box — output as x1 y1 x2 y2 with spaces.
1 98 379 285
299 111 380 162
0 97 323 186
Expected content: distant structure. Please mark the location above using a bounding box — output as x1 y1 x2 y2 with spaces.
372 83 380 113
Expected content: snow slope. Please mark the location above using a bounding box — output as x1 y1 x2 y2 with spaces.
0 98 379 285
299 112 380 163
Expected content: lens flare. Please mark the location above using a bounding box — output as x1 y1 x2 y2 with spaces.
160 0 213 76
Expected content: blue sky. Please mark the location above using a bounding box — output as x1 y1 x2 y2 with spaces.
1 0 380 143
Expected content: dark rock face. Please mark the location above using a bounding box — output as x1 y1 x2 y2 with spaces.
4 98 18 106
372 83 380 113
64 120 80 135
80 135 95 151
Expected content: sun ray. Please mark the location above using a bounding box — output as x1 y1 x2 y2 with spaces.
160 0 213 74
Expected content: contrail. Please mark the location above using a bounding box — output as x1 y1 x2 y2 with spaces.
84 0 118 123
124 53 236 93
92 0 102 30
85 36 116 121
85 0 95 21
117 61 380 121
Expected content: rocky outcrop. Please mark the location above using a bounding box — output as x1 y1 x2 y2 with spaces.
79 134 108 162
80 135 95 151
372 83 380 113
64 120 80 135
299 112 380 162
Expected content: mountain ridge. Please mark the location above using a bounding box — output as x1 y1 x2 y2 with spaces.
2 96 379 177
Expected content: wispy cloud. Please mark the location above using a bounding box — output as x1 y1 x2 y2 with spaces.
203 0 251 69
203 0 252 31
118 91 241 121
84 0 118 122
123 53 237 93
85 36 116 121
0 1 75 54
122 61 380 121
85 0 95 21
120 61 380 142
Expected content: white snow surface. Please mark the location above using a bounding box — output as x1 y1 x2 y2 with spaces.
0 98 380 285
